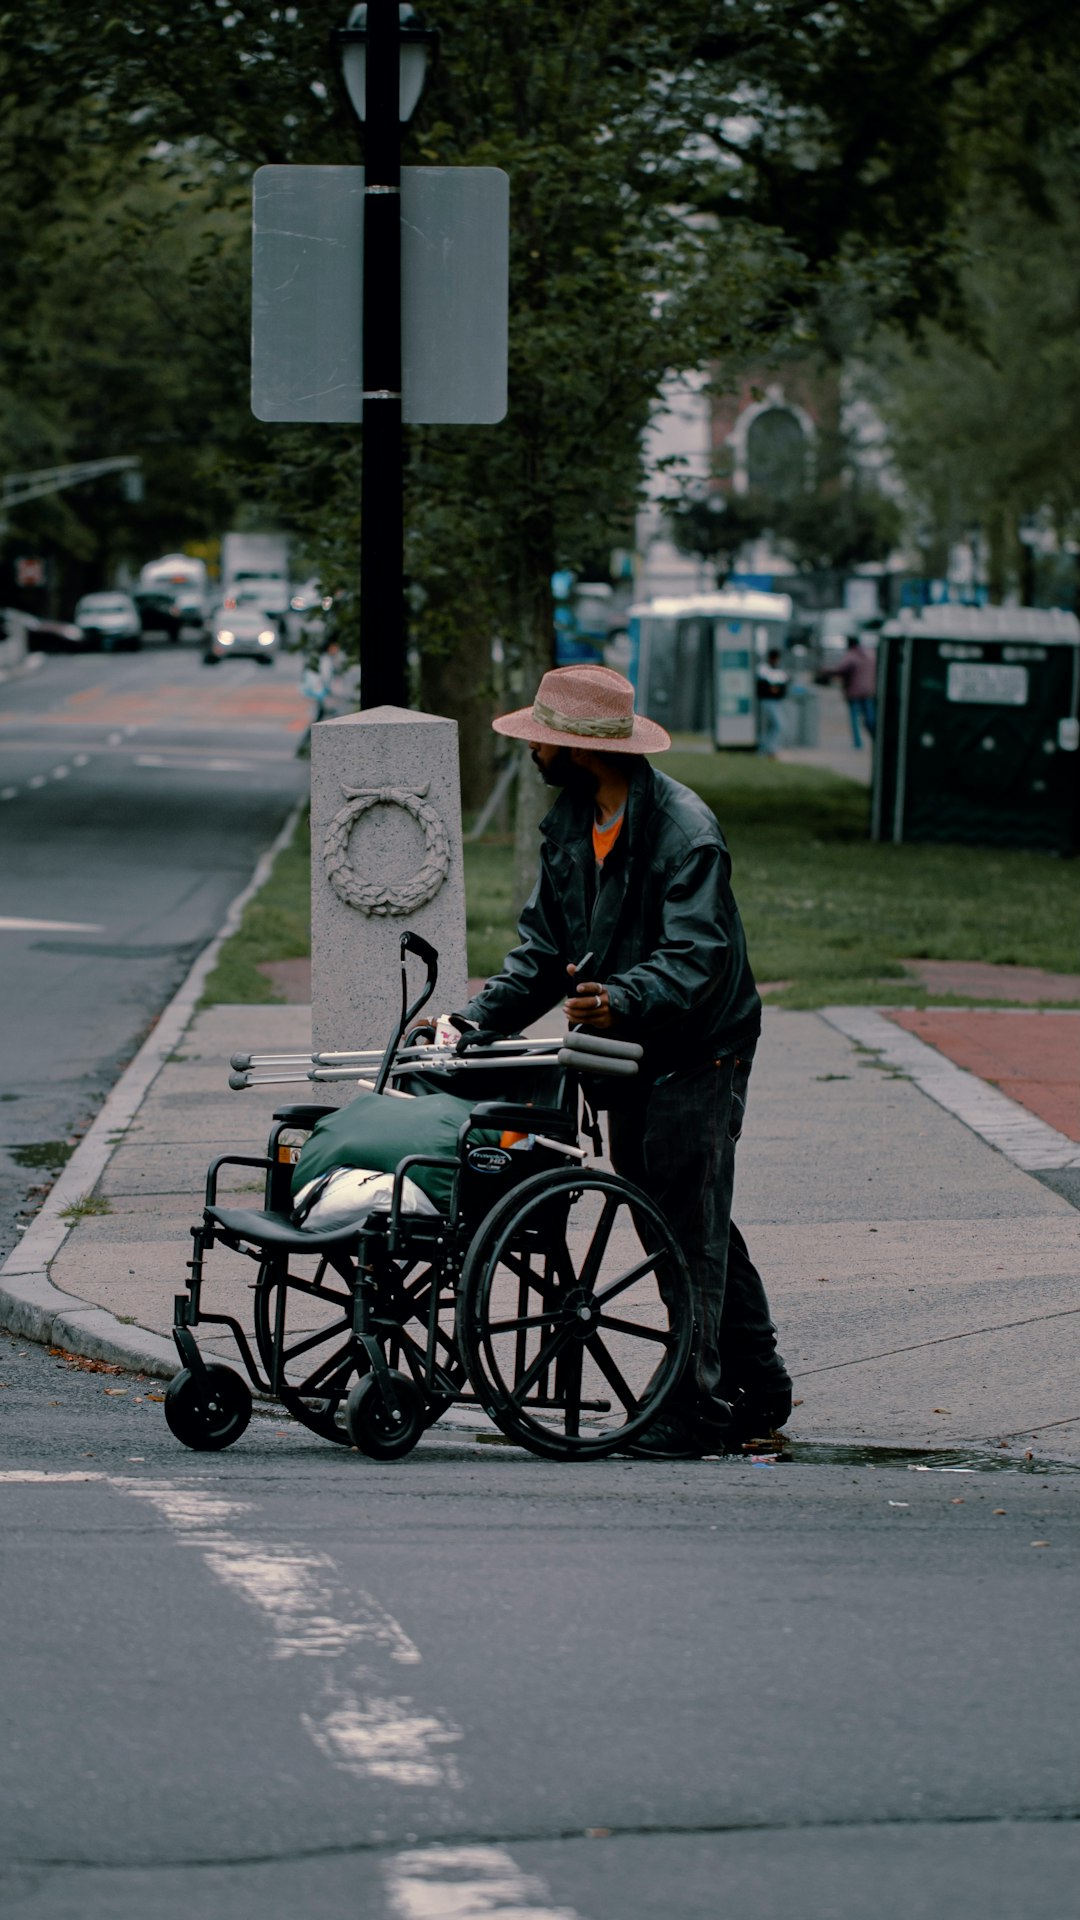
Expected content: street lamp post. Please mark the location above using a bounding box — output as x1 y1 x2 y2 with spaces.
336 3 436 711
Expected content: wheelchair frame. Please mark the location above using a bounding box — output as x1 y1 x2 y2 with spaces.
165 932 695 1461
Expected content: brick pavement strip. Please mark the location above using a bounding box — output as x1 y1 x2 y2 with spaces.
887 1009 1080 1142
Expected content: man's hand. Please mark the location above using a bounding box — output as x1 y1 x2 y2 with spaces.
564 965 615 1031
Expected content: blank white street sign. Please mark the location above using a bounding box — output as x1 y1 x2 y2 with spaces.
251 165 509 425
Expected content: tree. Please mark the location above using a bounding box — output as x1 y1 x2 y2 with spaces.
0 90 261 604
865 144 1080 603
666 492 774 584
5 2 1077 870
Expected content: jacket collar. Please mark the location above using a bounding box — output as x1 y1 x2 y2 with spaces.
539 757 653 851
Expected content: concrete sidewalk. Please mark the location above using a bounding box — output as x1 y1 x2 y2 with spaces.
3 989 1077 1463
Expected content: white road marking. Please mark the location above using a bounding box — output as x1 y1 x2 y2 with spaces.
1 787 17 800
0 1474 583 1917
134 753 255 773
820 1006 1080 1172
0 1470 103 1483
28 774 46 788
51 766 69 779
107 731 123 744
0 916 105 933
385 1846 582 1920
72 754 90 767
111 1479 462 1789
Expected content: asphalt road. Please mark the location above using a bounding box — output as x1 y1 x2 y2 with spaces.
1 1333 1077 1920
0 641 308 1258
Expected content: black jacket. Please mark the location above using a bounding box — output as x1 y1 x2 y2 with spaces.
461 760 761 1079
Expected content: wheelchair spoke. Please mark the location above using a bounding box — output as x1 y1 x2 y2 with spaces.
556 1341 584 1437
507 1322 575 1406
576 1194 620 1297
596 1313 675 1346
595 1252 664 1307
296 1338 356 1393
393 1323 461 1399
585 1334 640 1414
276 1271 351 1310
499 1245 545 1290
486 1309 563 1334
281 1315 351 1367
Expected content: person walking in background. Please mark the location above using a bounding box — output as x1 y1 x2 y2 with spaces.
755 647 789 757
301 639 342 723
297 639 343 756
821 635 877 748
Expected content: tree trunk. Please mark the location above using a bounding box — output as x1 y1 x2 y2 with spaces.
1018 537 1037 608
986 506 1022 607
511 565 556 913
417 632 497 813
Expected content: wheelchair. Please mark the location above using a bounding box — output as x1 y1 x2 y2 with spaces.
165 932 695 1462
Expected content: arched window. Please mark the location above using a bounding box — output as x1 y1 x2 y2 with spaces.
746 407 807 500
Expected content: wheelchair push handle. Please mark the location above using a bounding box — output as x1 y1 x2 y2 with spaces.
561 1030 643 1062
400 929 438 974
374 928 440 1096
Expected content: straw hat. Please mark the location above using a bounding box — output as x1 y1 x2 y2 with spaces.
492 664 670 755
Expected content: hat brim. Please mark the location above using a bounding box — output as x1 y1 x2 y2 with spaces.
492 705 670 754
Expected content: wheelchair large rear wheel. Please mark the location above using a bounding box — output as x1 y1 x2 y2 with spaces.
457 1169 693 1460
252 1249 459 1446
253 1257 361 1443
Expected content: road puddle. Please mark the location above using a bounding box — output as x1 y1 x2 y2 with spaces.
7 1139 74 1170
752 1439 1079 1475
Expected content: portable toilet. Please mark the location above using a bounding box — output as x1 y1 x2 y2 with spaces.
626 590 793 747
871 606 1080 852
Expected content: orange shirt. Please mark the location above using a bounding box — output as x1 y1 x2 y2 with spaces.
592 804 625 866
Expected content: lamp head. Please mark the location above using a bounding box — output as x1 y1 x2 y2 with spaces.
335 4 438 124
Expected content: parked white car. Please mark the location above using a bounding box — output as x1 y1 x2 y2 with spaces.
74 591 142 652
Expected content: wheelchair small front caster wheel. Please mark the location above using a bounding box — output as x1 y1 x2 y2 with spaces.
346 1371 424 1461
164 1363 252 1451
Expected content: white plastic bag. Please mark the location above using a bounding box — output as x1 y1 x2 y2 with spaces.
293 1166 439 1232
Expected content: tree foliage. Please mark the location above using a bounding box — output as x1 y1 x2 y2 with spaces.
3 0 1076 663
865 150 1080 603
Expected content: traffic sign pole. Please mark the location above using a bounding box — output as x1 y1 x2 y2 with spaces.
360 0 406 710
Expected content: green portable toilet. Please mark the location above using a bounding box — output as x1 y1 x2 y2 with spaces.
872 607 1080 852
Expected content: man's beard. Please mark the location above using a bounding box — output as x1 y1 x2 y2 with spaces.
531 746 596 798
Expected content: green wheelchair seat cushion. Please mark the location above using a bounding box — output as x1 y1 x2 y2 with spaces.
290 1090 499 1213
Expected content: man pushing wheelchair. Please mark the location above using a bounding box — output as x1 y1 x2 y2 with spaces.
452 663 793 1459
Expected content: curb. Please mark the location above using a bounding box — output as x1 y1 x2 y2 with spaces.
0 800 306 1375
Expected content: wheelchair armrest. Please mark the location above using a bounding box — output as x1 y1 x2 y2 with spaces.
272 1104 335 1128
204 1153 272 1209
387 1153 456 1248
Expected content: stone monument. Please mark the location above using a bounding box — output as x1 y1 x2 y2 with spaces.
310 707 469 1080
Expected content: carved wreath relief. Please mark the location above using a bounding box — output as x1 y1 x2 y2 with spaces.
323 783 451 917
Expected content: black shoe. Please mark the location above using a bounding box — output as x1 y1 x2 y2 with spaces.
726 1382 793 1444
623 1416 705 1460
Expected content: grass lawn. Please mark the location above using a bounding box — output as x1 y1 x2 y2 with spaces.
200 806 312 1006
663 752 1079 1009
203 764 1079 1009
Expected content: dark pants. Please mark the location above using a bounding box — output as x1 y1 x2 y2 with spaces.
606 1051 789 1417
847 695 876 748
